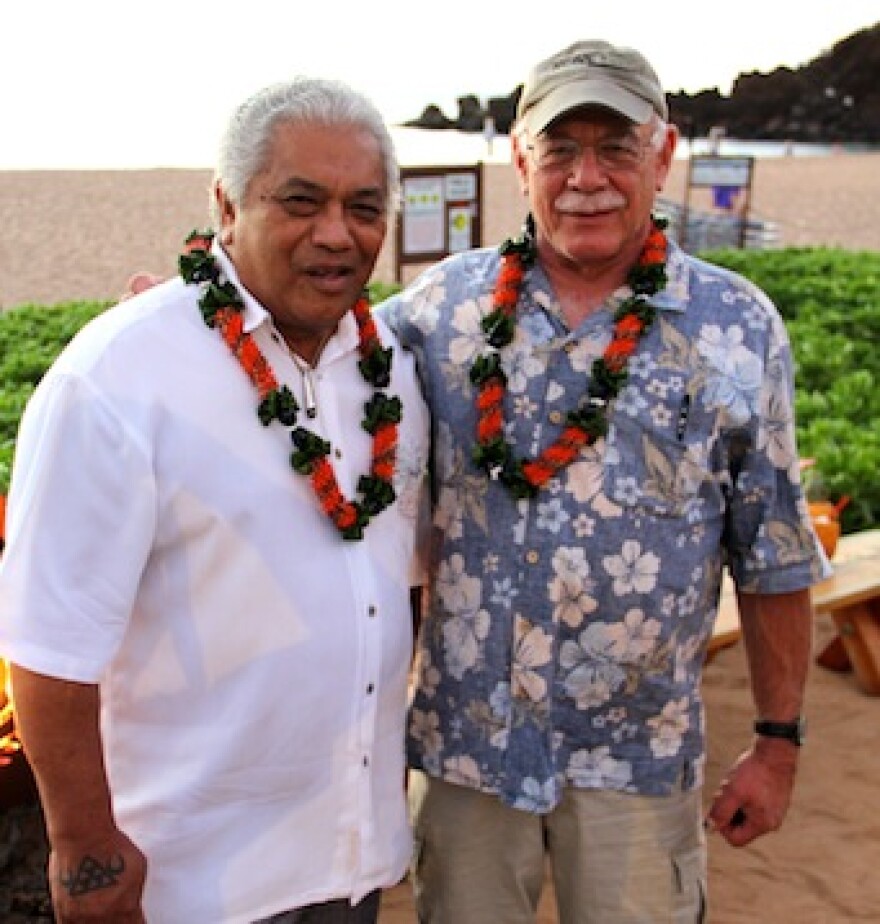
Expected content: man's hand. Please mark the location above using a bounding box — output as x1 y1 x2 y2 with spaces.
48 827 147 923
119 273 165 302
705 736 799 847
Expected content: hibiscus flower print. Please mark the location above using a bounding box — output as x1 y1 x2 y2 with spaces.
409 708 442 758
536 497 570 534
567 745 633 790
760 388 797 470
559 622 629 710
502 338 544 394
448 299 487 367
512 776 556 812
443 754 482 787
437 554 490 679
511 614 553 704
548 546 597 628
413 647 441 697
564 443 622 517
646 697 689 757
603 540 661 595
441 611 490 680
619 607 662 660
567 333 606 374
697 324 762 426
490 576 519 609
437 553 481 615
406 274 446 334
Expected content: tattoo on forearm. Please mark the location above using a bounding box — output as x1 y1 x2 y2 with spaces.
59 854 125 896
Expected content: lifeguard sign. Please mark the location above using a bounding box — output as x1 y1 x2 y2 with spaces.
395 164 482 283
682 155 755 249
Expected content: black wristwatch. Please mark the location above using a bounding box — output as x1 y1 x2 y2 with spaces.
754 716 807 746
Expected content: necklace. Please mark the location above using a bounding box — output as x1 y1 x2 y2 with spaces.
471 215 668 498
179 231 401 540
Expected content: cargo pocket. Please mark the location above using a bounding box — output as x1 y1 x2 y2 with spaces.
672 844 708 923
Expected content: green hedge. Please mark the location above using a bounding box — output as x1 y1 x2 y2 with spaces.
1 252 878 534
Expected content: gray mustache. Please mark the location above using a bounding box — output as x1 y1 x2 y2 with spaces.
554 191 626 214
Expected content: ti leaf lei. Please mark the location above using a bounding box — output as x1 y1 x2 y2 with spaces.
470 215 668 499
179 230 401 540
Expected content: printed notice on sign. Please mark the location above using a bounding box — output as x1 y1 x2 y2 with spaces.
403 177 444 254
448 206 472 253
689 156 753 188
445 173 477 202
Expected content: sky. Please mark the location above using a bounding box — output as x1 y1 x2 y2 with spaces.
3 1 878 169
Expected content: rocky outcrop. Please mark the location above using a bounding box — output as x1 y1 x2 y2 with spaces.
404 23 880 142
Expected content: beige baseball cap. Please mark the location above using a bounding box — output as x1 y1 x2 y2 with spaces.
517 40 668 134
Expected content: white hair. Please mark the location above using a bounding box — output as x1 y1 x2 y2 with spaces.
209 77 399 226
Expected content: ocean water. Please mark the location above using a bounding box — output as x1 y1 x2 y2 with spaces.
391 127 876 166
1 126 873 172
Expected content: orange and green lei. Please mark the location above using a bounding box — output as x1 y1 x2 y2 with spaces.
179 231 400 540
471 215 668 498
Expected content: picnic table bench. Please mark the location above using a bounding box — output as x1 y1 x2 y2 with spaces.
709 529 880 695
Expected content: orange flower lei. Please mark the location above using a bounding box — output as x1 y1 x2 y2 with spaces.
471 216 668 498
179 231 401 540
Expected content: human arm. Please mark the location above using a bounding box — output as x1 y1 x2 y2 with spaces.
10 664 147 923
705 587 812 846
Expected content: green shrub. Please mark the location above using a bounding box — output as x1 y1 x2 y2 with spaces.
0 254 876 534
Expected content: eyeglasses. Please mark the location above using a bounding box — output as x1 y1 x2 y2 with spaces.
527 134 653 173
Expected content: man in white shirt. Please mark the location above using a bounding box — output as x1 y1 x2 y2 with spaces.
0 78 429 924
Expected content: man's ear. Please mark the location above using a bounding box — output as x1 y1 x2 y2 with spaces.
654 122 680 192
214 181 236 245
511 130 530 197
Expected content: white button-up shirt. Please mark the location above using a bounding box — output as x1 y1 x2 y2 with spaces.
0 248 430 922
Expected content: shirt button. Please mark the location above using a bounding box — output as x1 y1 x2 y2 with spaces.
526 549 539 564
366 683 375 694
549 410 563 425
334 447 343 459
363 755 370 767
368 605 377 617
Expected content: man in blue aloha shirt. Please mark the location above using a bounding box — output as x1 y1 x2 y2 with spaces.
382 39 828 924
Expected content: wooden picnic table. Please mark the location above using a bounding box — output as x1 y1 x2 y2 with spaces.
710 529 880 694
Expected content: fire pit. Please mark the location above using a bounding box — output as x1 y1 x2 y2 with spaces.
1 663 52 922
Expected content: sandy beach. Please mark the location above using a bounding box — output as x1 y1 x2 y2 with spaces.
1 150 879 309
2 152 879 923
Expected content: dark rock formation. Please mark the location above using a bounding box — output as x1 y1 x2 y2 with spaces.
404 23 880 142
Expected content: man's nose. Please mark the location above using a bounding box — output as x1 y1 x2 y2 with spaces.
567 147 608 186
311 202 354 248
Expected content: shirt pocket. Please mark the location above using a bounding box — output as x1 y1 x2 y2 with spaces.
603 413 711 520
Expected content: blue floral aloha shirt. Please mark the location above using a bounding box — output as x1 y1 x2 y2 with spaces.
380 237 828 813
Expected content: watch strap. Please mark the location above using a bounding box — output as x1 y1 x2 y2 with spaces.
754 717 805 746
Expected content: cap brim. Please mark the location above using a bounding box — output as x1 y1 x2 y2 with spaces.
522 80 654 134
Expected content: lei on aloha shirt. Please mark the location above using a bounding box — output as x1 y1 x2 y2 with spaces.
471 215 668 496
